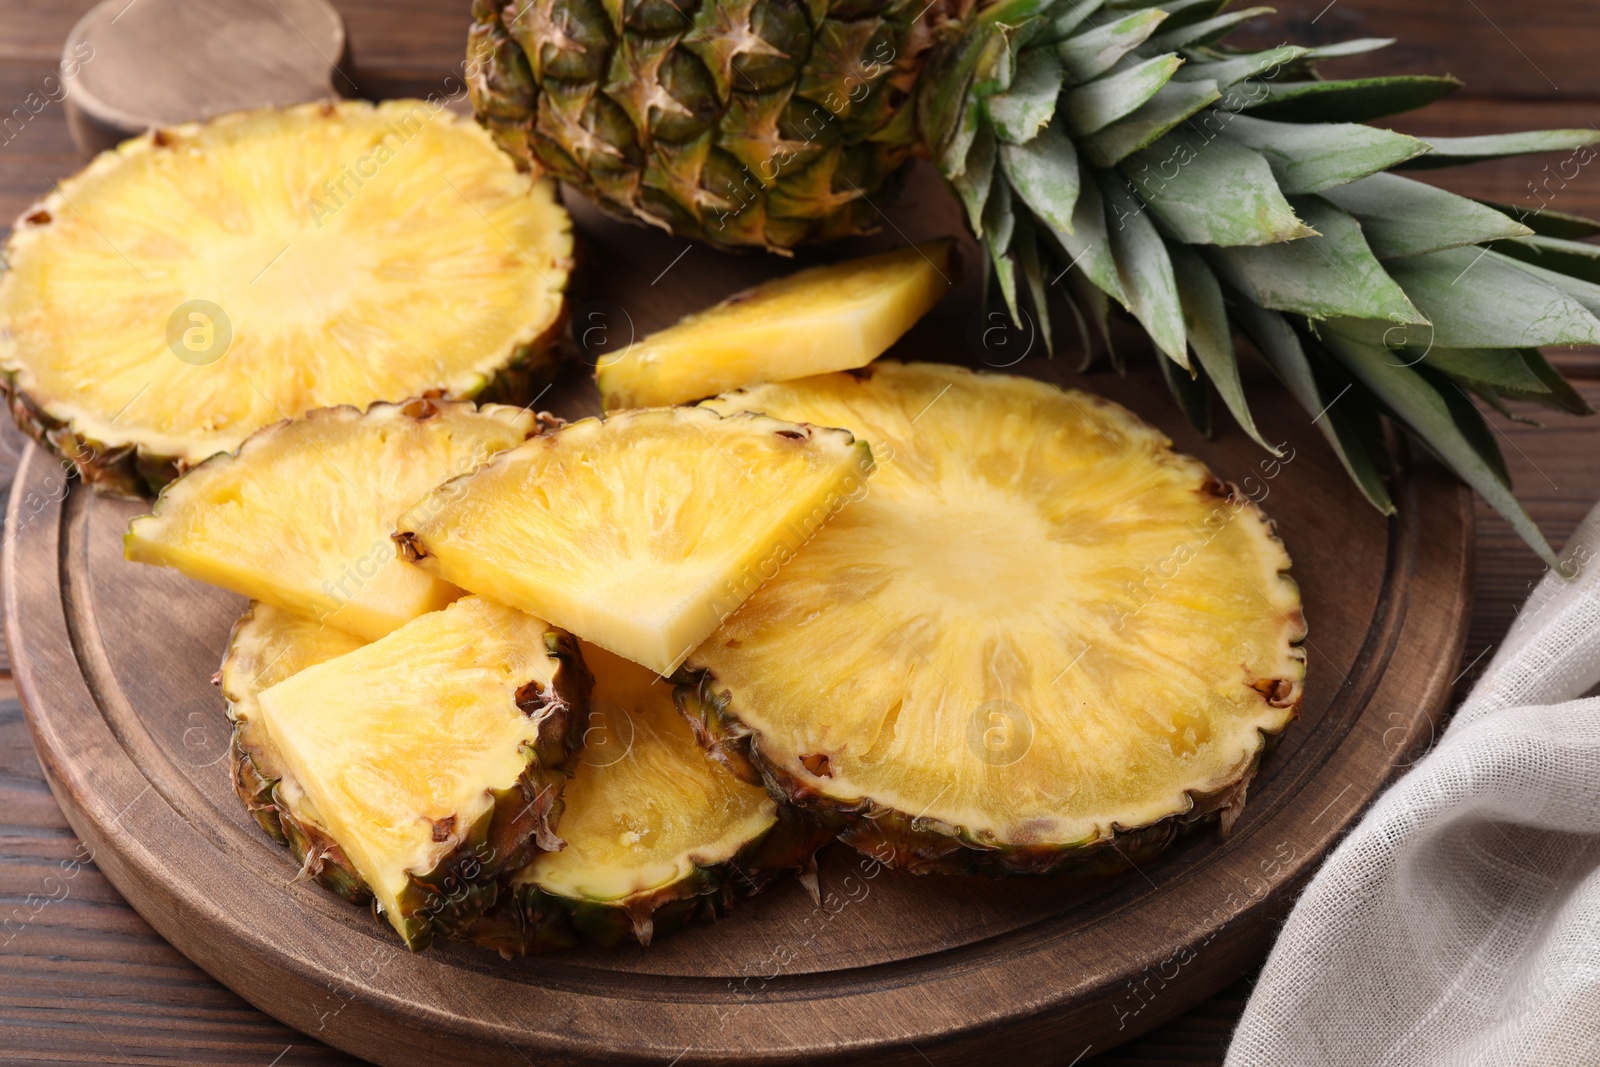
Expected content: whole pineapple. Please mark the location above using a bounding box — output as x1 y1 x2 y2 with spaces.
467 0 1600 566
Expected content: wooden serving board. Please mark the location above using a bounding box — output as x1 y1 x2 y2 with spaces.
6 167 1472 1066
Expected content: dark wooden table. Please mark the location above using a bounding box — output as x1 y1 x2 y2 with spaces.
1 2 1596 1064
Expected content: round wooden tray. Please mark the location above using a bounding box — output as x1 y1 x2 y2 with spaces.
6 175 1472 1066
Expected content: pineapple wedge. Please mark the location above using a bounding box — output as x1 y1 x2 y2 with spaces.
221 604 368 902
595 242 952 411
472 644 831 953
224 611 824 954
395 407 873 675
688 364 1306 876
126 399 536 641
0 100 572 495
254 596 590 950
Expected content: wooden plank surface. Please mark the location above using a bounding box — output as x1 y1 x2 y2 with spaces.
0 0 1597 1064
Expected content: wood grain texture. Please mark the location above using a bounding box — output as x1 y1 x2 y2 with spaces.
1227 0 1600 99
0 0 1596 1063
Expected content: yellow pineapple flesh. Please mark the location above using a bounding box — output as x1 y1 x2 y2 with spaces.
595 242 952 411
125 399 536 641
692 363 1305 874
254 596 588 949
223 605 365 829
0 100 571 489
221 604 368 900
396 407 873 675
524 643 776 906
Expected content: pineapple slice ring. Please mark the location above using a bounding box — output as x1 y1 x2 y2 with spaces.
254 596 590 951
476 644 832 953
690 363 1307 876
0 100 572 495
126 398 538 642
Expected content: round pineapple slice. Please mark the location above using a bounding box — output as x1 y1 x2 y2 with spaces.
472 644 832 954
0 99 573 495
690 363 1306 876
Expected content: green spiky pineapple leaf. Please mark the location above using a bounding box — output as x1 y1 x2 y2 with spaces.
1101 174 1188 367
1144 6 1274 52
1509 349 1596 416
1057 9 1169 86
1081 78 1220 165
1400 130 1600 169
1208 198 1422 322
1475 203 1600 240
1232 303 1395 514
952 126 997 235
1242 76 1461 124
1301 37 1398 60
1383 249 1600 349
1320 328 1560 568
1060 265 1117 371
1060 53 1183 136
1220 114 1428 194
984 178 1021 321
1158 336 1214 434
1015 212 1054 354
986 47 1064 143
1417 349 1554 396
1319 174 1532 258
1173 46 1310 88
1504 264 1600 330
1000 125 1081 237
1490 234 1600 285
1042 0 1108 41
1121 127 1311 246
1041 155 1128 304
1168 242 1277 453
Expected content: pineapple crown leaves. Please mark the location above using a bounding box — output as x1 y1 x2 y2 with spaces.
926 0 1600 568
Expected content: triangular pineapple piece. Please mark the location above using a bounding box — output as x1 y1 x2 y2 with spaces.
225 609 825 954
595 242 952 411
254 596 590 950
0 100 572 494
689 363 1306 875
473 644 830 952
222 603 367 902
126 399 537 640
396 407 873 675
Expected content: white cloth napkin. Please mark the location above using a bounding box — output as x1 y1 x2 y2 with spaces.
1226 499 1600 1067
